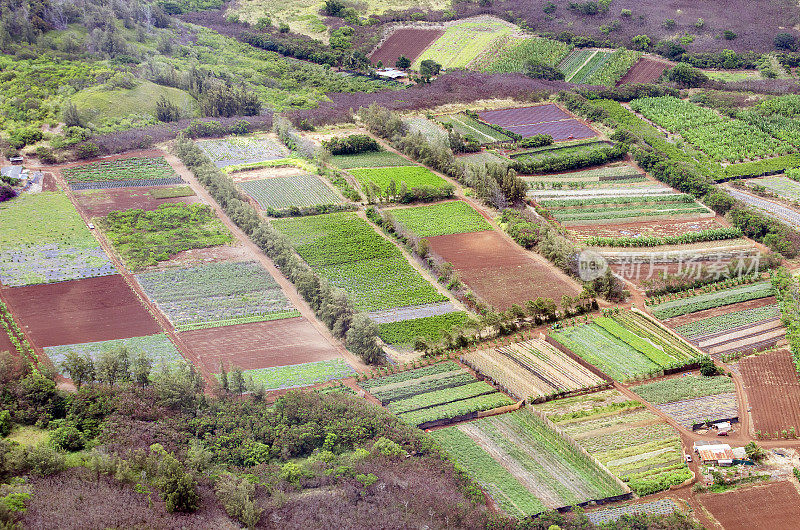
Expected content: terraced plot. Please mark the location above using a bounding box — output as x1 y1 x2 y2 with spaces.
239 359 356 391
238 174 342 211
524 164 644 187
196 136 288 168
658 393 739 429
136 261 297 331
376 311 471 345
349 166 449 195
511 140 612 161
587 499 680 525
432 409 627 517
633 375 738 428
413 20 513 70
368 27 444 66
462 339 607 401
385 200 491 237
537 390 690 496
725 185 800 230
477 36 572 73
62 156 183 190
437 113 512 144
650 281 774 319
478 104 597 141
694 318 786 357
537 194 710 226
747 175 800 202
0 192 116 287
45 334 184 377
329 150 413 169
271 212 446 312
741 349 800 434
675 304 780 339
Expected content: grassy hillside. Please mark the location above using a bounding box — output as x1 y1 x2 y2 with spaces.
72 80 198 124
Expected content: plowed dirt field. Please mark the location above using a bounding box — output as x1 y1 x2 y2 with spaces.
700 481 800 530
4 275 160 347
740 349 800 434
74 187 200 217
617 57 671 85
369 28 444 66
426 230 581 310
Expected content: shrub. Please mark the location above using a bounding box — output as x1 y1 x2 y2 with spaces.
518 134 553 148
666 63 708 88
372 437 404 458
0 411 10 437
775 33 798 51
215 473 262 528
20 444 67 476
322 134 379 155
49 423 85 452
723 30 737 40
153 445 199 513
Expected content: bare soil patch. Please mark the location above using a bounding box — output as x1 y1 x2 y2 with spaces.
369 28 445 66
699 480 800 530
740 349 800 435
617 57 672 85
179 317 341 373
42 173 58 191
426 230 580 310
230 166 308 181
4 275 160 348
74 186 201 218
571 218 725 241
143 244 250 270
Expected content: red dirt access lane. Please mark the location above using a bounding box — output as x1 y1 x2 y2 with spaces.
4 275 160 348
740 349 800 435
699 481 800 530
369 28 444 66
73 186 200 218
180 317 342 374
426 230 581 311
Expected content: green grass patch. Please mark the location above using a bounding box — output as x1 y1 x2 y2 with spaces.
100 203 233 270
71 80 197 123
149 186 195 199
386 200 491 237
349 166 449 193
237 359 356 390
329 151 412 169
378 311 472 345
5 426 49 447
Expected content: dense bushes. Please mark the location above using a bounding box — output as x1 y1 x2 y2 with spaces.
772 268 800 371
511 144 627 174
728 206 800 257
322 134 379 155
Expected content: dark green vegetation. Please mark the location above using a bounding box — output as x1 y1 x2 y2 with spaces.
99 203 233 270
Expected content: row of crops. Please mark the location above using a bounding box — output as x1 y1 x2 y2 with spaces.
0 192 117 287
271 211 447 313
238 174 343 212
629 97 793 162
478 35 572 73
431 409 628 517
538 194 710 225
197 136 288 168
359 361 514 427
557 48 640 86
436 113 512 144
461 339 607 401
548 311 701 381
648 281 774 319
349 166 450 196
537 390 691 496
45 334 185 378
675 304 780 339
135 261 298 331
413 20 513 70
384 200 491 238
62 157 178 183
239 359 356 391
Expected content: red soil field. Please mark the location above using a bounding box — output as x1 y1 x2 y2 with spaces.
571 218 724 240
740 349 800 434
0 325 14 355
478 104 570 127
506 119 597 141
179 317 341 374
73 186 200 217
700 481 800 530
426 230 581 310
42 173 58 191
369 28 444 66
3 275 160 348
617 57 671 85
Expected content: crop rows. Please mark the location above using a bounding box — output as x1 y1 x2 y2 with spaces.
587 499 680 525
558 49 599 82
239 359 355 391
437 113 512 143
386 200 491 237
0 192 116 286
479 36 572 73
377 311 471 345
593 317 694 370
238 175 342 211
397 391 514 426
675 304 779 339
657 393 739 428
547 201 708 224
349 166 449 194
62 157 177 182
45 334 184 378
329 150 412 169
612 311 699 362
748 176 800 201
359 361 461 389
414 20 512 70
629 97 722 133
650 281 774 319
197 136 288 167
387 381 497 415
368 370 475 404
462 339 605 401
272 212 446 312
69 177 185 190
632 375 734 405
136 261 295 330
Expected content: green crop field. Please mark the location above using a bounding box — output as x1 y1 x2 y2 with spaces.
149 186 195 199
437 113 512 143
329 150 413 169
413 20 513 70
62 157 178 183
544 199 708 224
136 261 297 331
237 359 356 391
272 212 446 311
478 36 572 73
432 409 626 516
349 166 449 194
45 334 184 378
675 304 780 338
0 192 116 286
378 311 472 345
650 281 774 319
512 140 612 161
100 203 233 270
238 175 343 211
749 176 800 201
632 375 735 405
386 200 491 237
611 311 699 363
549 323 661 381
538 390 691 496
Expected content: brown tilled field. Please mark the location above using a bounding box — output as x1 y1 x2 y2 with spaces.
179 317 341 374
369 28 444 66
3 275 160 348
617 57 672 85
740 349 800 435
426 230 581 310
73 187 200 217
700 481 800 530
42 173 58 191
570 218 725 241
